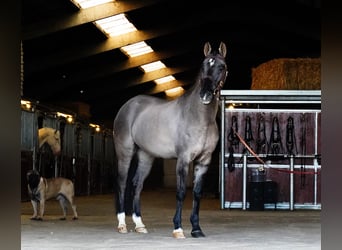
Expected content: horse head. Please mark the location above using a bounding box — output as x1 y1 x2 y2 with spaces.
38 127 61 156
51 130 61 155
199 42 228 104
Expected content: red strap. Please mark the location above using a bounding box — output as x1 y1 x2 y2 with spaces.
233 129 319 175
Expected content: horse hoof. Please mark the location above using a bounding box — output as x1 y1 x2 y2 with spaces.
31 217 42 221
72 217 78 220
59 217 66 221
135 227 148 233
117 224 128 234
191 230 205 238
172 229 186 239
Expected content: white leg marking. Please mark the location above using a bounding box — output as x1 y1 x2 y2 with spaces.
172 228 185 239
132 213 148 233
117 212 127 233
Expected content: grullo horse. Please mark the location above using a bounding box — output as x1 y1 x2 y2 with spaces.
113 42 228 238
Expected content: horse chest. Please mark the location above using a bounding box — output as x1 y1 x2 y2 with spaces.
178 123 218 157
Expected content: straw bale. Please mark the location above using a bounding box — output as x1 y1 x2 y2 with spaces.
251 58 321 90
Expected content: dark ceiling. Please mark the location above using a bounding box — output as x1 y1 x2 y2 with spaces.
22 0 321 127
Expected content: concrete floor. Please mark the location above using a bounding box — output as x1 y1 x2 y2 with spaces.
21 189 321 250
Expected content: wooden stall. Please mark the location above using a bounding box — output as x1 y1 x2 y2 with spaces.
219 90 321 210
20 100 116 201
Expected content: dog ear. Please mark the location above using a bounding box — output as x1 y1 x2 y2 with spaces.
26 170 32 180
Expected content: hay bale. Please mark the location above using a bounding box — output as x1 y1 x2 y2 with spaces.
251 58 321 90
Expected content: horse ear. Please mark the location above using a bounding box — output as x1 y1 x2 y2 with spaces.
204 42 212 56
54 130 60 138
219 42 227 58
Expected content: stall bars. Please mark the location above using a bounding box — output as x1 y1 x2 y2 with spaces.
219 90 321 210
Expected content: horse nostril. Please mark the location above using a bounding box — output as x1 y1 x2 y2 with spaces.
200 92 213 104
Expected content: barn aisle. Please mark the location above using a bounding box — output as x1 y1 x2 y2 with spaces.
21 189 320 249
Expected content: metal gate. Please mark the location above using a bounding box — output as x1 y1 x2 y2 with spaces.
219 90 321 210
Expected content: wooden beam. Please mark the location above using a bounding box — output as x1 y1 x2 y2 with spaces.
28 48 190 91
85 66 194 100
25 29 169 74
23 0 164 40
24 5 233 74
40 66 192 100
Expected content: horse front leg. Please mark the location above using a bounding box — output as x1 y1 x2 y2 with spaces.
131 150 154 234
190 163 208 237
173 159 189 238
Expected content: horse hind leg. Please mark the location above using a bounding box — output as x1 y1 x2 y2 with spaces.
116 157 133 233
115 145 135 233
131 150 154 234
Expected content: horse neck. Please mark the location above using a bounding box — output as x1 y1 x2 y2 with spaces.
180 80 219 124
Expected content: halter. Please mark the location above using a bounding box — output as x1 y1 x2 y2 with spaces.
213 70 228 97
206 54 228 97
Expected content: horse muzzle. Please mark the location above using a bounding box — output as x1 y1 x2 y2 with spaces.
200 92 214 105
200 78 216 104
53 148 61 156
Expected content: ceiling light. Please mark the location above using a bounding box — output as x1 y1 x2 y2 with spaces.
21 100 32 110
165 87 184 98
71 0 114 9
227 104 235 110
154 75 176 84
94 14 137 37
57 112 74 123
120 41 154 58
90 123 101 132
140 61 166 73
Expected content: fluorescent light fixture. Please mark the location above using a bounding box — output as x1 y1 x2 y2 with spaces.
71 0 114 9
90 123 101 132
120 41 153 58
165 87 184 98
154 75 176 84
57 112 74 123
94 14 137 37
140 61 166 73
227 104 235 110
21 100 31 109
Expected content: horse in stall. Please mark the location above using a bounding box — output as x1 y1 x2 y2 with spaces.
38 127 61 156
113 42 228 238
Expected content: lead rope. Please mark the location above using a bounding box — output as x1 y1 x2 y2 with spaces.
233 129 318 175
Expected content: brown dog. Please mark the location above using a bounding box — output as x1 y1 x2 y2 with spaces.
27 170 78 220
